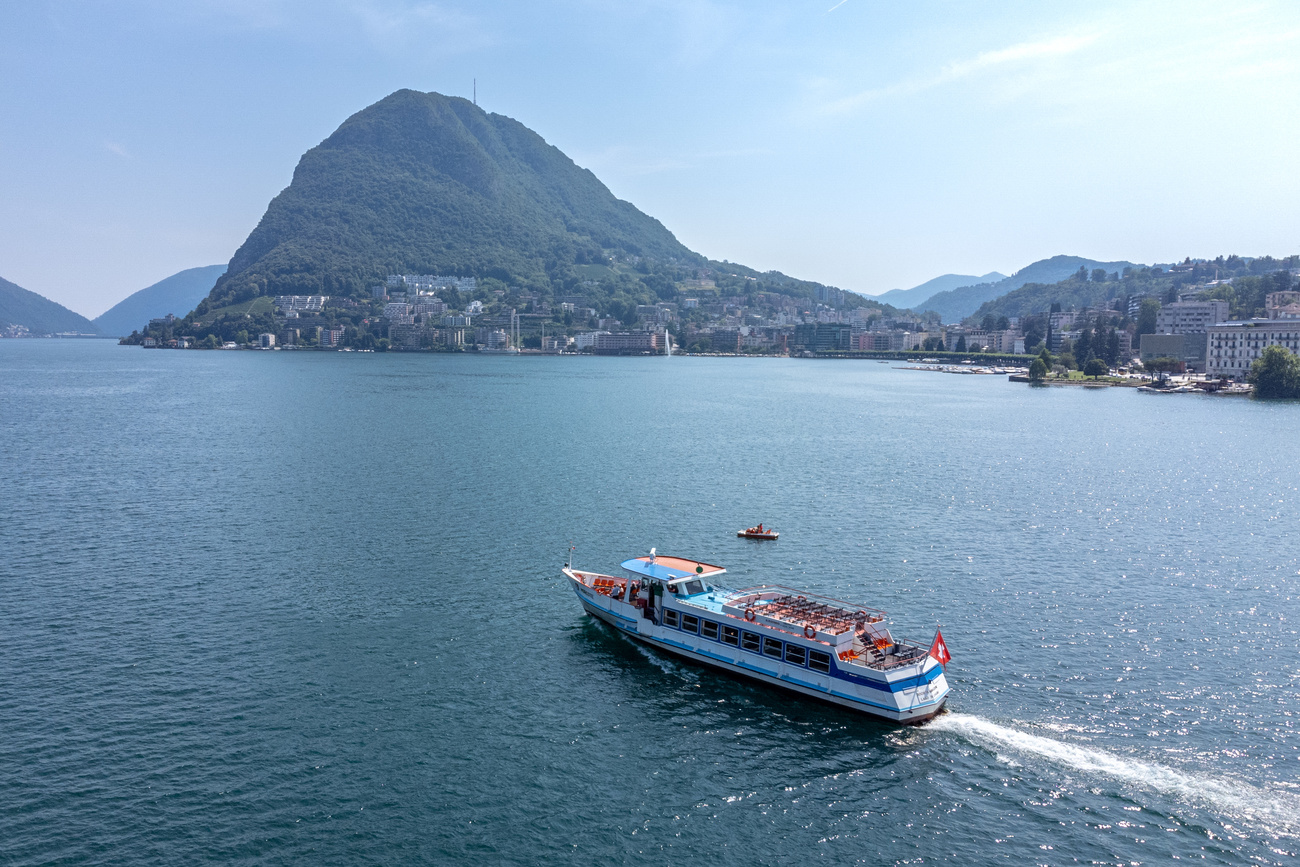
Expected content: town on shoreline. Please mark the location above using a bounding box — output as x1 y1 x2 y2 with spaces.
123 266 1300 396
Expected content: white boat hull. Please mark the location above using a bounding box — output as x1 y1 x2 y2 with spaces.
572 581 948 725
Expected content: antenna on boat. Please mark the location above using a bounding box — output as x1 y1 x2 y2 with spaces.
566 545 575 570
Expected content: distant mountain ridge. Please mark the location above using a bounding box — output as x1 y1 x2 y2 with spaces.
916 255 1136 322
94 265 226 337
872 272 1005 311
0 276 100 336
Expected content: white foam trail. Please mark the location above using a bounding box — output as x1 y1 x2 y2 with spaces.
931 712 1300 836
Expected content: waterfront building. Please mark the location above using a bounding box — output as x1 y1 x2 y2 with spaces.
321 326 345 349
1139 333 1200 370
709 329 741 352
854 332 890 351
594 331 660 354
259 333 276 348
1206 318 1300 379
574 331 609 351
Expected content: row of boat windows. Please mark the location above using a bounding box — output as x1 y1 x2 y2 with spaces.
663 609 833 673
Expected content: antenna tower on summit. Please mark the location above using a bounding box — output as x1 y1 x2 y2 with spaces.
473 79 477 106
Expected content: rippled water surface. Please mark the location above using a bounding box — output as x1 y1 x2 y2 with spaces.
2 340 1297 865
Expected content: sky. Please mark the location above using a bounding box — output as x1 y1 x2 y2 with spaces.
2 0 1299 317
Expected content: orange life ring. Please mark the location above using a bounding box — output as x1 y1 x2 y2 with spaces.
744 608 756 622
804 624 816 639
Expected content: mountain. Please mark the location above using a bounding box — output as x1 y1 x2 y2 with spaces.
916 255 1136 322
93 265 226 337
872 272 1004 311
199 89 702 310
0 276 100 336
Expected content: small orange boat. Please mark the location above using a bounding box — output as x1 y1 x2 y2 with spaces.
737 523 779 540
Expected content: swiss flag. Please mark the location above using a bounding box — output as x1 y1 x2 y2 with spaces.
929 628 952 666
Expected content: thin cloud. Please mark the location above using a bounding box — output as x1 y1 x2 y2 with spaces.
821 32 1099 115
104 142 130 158
946 34 1097 77
827 0 850 12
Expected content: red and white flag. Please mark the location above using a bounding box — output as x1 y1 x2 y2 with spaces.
929 628 951 666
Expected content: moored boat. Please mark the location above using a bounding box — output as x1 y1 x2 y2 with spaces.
738 523 778 540
563 551 950 724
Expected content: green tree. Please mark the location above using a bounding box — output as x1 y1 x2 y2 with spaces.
1091 268 1107 282
980 314 997 331
955 334 967 352
1084 357 1109 378
1076 328 1093 363
1146 356 1180 381
1037 345 1053 368
1247 345 1300 399
1136 298 1159 337
1105 329 1120 365
1028 356 1048 382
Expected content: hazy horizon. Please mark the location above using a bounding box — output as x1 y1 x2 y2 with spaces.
3 0 1299 318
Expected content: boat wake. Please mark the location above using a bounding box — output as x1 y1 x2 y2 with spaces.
930 712 1300 837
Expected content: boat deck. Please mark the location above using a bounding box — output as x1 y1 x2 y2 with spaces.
570 566 931 674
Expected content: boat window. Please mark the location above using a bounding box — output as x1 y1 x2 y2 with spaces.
681 614 699 634
721 625 739 646
785 644 806 666
808 650 831 673
682 579 704 595
741 631 761 652
664 609 679 628
701 620 720 641
763 637 783 658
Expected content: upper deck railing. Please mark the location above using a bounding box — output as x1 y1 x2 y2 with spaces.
724 584 886 635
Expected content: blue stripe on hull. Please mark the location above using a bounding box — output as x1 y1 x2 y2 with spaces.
577 597 946 724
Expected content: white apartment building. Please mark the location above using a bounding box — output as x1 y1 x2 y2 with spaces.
1156 299 1230 334
1205 292 1300 378
574 331 609 351
274 295 328 313
1206 320 1300 378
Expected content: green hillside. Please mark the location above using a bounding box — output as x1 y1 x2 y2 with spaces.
917 256 1135 322
0 276 100 336
200 89 703 311
146 89 892 345
970 254 1300 322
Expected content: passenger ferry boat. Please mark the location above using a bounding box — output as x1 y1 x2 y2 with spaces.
564 552 950 724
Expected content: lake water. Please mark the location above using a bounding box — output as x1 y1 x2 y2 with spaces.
2 339 1297 865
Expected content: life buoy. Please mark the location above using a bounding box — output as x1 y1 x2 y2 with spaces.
804 624 816 639
744 608 756 622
